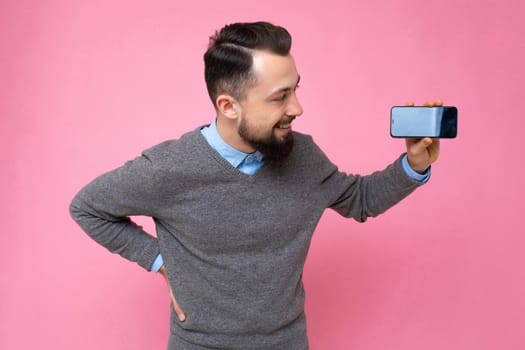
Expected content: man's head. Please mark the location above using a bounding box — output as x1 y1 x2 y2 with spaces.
204 21 292 104
204 22 303 161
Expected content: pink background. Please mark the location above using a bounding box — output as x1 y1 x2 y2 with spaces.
2 0 524 349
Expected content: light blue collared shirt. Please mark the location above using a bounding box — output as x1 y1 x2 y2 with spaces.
150 119 430 272
200 118 265 175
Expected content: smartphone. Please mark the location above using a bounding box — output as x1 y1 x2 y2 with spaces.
390 106 458 138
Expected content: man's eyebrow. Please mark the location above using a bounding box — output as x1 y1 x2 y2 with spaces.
269 75 301 96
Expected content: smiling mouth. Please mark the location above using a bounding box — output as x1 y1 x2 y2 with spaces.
277 123 292 129
276 117 296 129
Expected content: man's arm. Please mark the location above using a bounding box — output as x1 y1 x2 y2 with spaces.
70 148 187 321
321 100 443 221
326 155 423 221
69 151 163 271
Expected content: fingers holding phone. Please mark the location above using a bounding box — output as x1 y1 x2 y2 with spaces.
405 137 440 173
395 100 451 173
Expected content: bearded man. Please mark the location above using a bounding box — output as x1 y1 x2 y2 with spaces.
70 21 440 350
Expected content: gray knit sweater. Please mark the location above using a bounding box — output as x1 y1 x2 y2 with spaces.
69 128 422 349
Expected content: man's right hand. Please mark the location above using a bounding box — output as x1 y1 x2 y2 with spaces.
159 266 186 322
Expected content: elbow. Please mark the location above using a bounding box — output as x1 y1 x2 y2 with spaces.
69 194 86 224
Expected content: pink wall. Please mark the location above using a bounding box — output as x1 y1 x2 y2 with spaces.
2 0 524 349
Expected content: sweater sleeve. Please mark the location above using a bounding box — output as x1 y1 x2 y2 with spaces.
322 154 423 222
69 150 164 271
298 135 423 222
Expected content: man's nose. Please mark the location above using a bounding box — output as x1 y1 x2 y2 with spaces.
287 93 303 117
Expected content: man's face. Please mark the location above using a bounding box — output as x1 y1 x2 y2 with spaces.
236 50 303 161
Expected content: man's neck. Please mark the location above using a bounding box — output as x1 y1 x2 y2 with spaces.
216 116 255 153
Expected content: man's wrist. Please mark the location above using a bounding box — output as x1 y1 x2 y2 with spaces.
151 254 164 272
402 154 430 183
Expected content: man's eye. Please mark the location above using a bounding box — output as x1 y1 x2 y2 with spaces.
275 94 287 102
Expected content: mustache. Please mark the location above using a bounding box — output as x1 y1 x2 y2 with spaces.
274 116 296 126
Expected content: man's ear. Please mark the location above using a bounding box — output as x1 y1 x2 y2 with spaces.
216 94 239 120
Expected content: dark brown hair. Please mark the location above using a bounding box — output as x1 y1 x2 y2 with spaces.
204 22 292 106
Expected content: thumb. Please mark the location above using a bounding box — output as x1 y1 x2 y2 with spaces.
414 137 432 152
159 267 186 322
168 288 186 322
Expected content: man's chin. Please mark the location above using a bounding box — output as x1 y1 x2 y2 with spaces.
238 122 294 161
258 133 294 162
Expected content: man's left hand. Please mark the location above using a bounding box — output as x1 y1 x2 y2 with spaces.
404 100 443 174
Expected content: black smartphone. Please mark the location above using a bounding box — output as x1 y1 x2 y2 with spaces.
390 106 458 138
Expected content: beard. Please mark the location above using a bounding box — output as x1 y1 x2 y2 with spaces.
238 118 294 162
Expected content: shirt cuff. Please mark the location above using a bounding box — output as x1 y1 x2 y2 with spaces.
401 154 431 183
150 253 164 272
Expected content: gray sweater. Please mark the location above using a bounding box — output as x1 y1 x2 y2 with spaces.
70 128 422 349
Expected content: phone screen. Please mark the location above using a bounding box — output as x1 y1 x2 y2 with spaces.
390 106 457 138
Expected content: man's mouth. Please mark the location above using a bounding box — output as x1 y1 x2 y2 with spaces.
277 122 292 129
276 117 295 129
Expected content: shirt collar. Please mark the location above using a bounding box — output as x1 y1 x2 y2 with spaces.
201 118 264 168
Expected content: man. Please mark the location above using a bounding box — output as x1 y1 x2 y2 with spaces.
70 21 441 350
